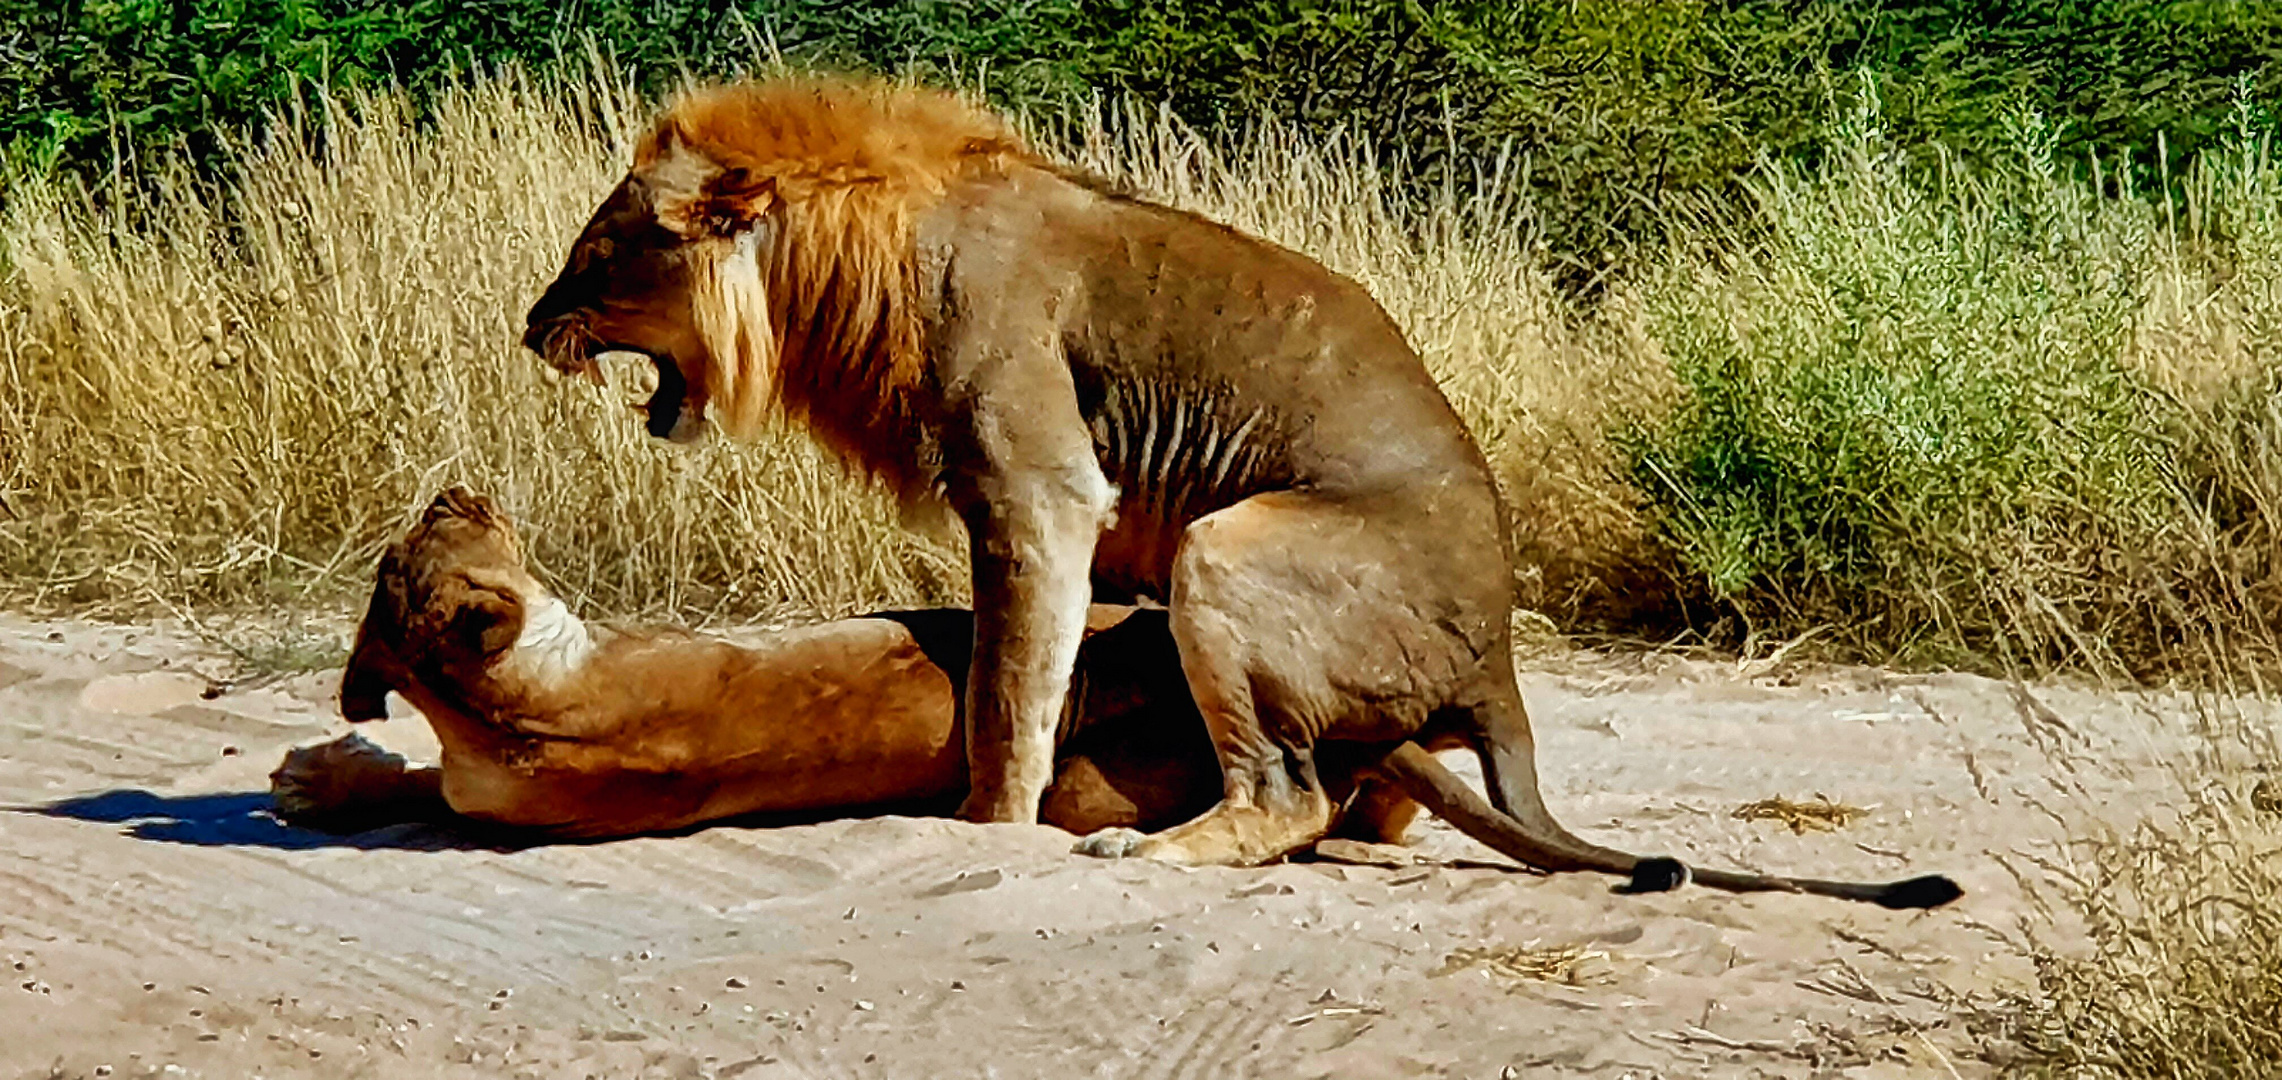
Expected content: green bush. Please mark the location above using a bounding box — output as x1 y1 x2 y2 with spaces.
1832 1 2282 174
0 0 1098 175
9 2 2279 265
1621 102 2189 662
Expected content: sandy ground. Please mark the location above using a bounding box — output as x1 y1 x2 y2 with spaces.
0 612 2216 1079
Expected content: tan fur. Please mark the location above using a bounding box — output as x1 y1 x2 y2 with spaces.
523 78 1962 908
316 488 1230 838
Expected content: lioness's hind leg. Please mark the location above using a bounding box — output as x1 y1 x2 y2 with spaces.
1332 778 1422 844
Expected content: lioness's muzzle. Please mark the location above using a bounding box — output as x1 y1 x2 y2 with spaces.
340 630 403 723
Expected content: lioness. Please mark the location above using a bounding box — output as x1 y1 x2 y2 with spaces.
522 78 1959 907
287 486 1230 839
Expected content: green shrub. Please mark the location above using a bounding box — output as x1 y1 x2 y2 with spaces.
1621 102 2187 663
9 2 2278 266
1831 0 2282 176
0 0 1098 176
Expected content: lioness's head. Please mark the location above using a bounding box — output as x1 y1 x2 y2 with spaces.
522 77 1027 449
340 487 536 721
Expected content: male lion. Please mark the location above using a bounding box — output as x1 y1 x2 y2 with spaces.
522 78 1959 907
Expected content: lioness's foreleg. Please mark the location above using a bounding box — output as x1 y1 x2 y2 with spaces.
270 733 447 825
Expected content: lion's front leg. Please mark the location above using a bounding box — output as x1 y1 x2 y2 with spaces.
953 466 1116 826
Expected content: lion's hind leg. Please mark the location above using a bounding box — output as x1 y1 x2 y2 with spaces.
1069 590 1336 864
1076 492 1457 867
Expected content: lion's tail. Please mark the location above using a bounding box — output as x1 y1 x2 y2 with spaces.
1379 739 1963 911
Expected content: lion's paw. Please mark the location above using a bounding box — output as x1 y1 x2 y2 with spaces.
269 732 416 821
1072 826 1151 859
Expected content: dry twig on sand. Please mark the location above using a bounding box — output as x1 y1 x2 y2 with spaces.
1434 943 1609 988
1732 796 1870 834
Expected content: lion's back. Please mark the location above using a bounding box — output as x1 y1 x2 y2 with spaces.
926 165 1504 596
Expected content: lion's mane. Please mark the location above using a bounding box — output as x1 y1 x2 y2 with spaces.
645 79 1033 489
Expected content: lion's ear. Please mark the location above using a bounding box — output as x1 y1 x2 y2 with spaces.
690 167 774 237
641 124 773 237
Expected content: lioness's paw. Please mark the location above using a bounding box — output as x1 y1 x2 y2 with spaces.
269 733 413 820
1072 827 1150 859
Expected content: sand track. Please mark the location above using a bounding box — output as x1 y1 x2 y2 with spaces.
0 613 2196 1078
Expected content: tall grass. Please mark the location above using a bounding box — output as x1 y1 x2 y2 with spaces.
0 67 961 622
7 64 2282 675
0 66 1649 624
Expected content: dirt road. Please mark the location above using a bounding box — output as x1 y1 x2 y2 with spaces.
0 614 2185 1078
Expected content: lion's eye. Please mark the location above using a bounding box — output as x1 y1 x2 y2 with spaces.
572 237 615 275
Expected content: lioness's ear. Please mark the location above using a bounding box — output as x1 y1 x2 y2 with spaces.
422 571 525 663
427 485 496 525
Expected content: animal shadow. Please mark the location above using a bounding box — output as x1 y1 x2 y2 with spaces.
23 787 965 852
25 788 495 851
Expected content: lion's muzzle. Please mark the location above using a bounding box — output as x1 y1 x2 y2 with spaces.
522 317 602 383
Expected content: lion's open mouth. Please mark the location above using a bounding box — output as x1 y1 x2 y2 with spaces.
526 319 703 443
633 351 690 440
597 347 701 443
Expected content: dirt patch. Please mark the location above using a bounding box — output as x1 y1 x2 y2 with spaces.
0 612 2209 1078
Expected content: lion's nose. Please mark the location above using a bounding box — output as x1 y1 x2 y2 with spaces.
522 278 585 351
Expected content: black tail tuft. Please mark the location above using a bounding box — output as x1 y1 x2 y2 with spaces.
1614 856 1691 894
1875 874 1964 910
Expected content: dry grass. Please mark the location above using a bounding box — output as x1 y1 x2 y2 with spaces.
1433 942 1611 988
0 68 1655 625
0 67 960 623
9 66 2282 666
1982 691 2282 1078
